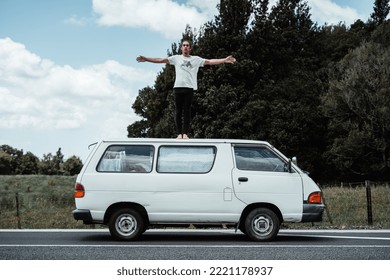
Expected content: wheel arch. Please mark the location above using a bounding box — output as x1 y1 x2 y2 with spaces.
239 203 283 225
104 202 149 225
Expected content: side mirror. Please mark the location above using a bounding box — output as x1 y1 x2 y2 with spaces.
292 156 297 166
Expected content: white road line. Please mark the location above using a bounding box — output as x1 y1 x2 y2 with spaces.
278 233 390 241
0 244 389 248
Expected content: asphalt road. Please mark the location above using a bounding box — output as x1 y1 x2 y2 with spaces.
0 229 389 260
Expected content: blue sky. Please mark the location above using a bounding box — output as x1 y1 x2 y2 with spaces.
0 0 378 161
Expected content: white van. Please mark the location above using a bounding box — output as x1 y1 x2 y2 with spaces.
73 138 324 241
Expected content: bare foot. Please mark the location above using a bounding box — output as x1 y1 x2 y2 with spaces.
182 134 189 139
176 134 183 139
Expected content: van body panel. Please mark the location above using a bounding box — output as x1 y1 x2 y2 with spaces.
232 169 303 222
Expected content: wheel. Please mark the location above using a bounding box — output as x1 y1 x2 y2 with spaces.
108 208 144 241
245 208 280 241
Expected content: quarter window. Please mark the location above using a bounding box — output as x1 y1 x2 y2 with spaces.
97 145 154 173
157 146 216 173
234 146 288 172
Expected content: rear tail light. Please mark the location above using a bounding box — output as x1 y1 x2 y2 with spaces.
308 192 322 204
74 183 85 198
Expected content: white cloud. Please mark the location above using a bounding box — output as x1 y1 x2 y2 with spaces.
92 0 366 40
0 37 155 135
92 0 211 39
187 0 218 18
308 0 363 25
64 15 92 26
267 0 364 25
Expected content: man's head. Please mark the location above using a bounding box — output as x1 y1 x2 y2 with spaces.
180 40 192 56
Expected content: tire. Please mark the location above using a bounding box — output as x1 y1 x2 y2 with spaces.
245 208 280 242
108 208 144 241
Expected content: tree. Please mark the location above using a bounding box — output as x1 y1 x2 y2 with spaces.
39 153 56 175
0 145 23 174
17 152 39 175
215 0 252 53
371 21 390 47
62 156 83 176
246 0 271 64
322 41 390 180
193 0 255 139
266 0 314 78
39 148 64 175
0 150 12 175
53 148 64 173
370 0 390 25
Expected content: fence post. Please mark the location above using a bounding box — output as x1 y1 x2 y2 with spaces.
321 191 333 225
365 180 373 226
15 192 21 229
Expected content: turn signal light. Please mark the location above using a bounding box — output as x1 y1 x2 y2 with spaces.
74 183 85 198
308 192 322 204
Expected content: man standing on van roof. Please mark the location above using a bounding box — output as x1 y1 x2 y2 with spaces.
136 39 236 139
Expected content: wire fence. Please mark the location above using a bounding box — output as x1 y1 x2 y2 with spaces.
0 190 78 229
318 180 390 228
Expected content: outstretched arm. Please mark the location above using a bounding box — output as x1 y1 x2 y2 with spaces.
136 56 169 64
204 55 236 65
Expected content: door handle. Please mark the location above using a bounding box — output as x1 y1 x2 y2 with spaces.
238 177 248 182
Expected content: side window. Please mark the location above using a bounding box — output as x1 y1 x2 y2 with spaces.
157 146 216 173
97 145 154 173
234 146 288 172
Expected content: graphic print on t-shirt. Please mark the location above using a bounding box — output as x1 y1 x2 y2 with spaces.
181 60 192 68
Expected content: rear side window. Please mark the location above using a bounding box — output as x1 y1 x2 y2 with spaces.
157 146 216 173
97 145 154 173
234 146 288 172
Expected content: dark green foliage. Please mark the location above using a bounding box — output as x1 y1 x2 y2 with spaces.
0 145 23 175
322 41 390 180
0 150 12 175
370 0 390 24
62 156 83 176
0 145 83 176
38 148 64 175
17 152 39 175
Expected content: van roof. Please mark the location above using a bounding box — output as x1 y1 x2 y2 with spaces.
100 138 271 146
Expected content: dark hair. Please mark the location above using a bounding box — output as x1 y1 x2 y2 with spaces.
181 39 192 48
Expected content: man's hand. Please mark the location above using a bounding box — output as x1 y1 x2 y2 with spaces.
225 56 236 64
136 55 146 62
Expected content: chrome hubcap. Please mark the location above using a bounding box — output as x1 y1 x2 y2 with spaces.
252 215 273 236
116 214 137 236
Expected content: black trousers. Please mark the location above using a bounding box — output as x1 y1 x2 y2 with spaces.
173 87 193 135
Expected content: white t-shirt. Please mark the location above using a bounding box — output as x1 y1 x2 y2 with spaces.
168 55 206 90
